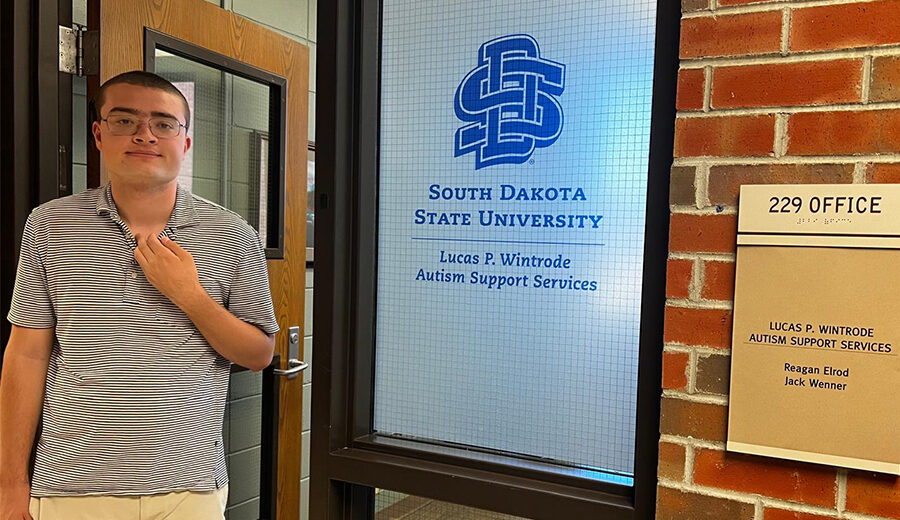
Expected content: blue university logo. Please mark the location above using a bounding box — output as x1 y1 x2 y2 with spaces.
454 34 566 170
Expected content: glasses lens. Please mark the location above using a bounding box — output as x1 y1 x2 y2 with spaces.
106 115 138 136
104 116 182 138
149 118 181 138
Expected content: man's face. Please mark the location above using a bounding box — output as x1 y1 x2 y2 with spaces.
91 83 191 189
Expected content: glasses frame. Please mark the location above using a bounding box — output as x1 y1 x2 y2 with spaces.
99 114 189 139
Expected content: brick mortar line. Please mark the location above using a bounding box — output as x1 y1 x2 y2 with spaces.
697 164 712 209
703 66 713 113
862 55 873 104
695 390 729 399
666 297 734 310
688 347 698 394
756 496 845 518
660 480 854 518
665 342 733 355
689 164 703 208
662 389 729 405
837 469 848 512
689 257 704 300
684 440 696 484
758 494 895 520
670 205 738 215
702 257 736 266
681 46 900 69
775 113 789 158
754 497 765 520
844 512 898 520
668 252 736 262
698 295 736 307
678 101 900 117
853 163 867 183
659 448 895 520
780 7 791 57
684 0 893 18
656 480 760 506
659 434 726 450
663 344 694 354
671 156 900 166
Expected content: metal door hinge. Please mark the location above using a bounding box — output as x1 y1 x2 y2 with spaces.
59 25 98 76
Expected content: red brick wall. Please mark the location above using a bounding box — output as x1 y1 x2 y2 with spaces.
659 0 900 518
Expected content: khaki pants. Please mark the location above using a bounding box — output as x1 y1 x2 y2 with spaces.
28 485 228 520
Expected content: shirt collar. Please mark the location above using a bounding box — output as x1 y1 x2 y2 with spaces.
95 183 197 229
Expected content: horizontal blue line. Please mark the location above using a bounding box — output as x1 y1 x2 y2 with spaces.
411 237 605 246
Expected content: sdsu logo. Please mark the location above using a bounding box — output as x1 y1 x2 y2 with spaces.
454 34 565 170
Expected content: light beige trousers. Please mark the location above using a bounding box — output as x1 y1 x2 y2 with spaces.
28 485 228 520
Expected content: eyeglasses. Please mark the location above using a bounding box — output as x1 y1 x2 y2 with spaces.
100 114 188 139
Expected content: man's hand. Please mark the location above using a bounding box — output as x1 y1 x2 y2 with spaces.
134 235 204 308
0 482 33 520
134 235 274 370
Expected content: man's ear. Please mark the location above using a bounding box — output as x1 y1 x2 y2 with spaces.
91 121 103 151
183 136 191 154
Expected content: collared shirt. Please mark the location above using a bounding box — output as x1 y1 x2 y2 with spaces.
7 184 279 497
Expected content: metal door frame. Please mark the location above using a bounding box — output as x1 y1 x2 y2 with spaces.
311 0 680 518
0 0 71 357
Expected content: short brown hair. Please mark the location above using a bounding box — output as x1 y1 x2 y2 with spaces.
92 70 191 129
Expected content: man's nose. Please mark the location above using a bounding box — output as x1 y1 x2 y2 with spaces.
131 121 158 144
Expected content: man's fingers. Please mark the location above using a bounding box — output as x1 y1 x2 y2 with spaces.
161 236 191 260
134 244 148 266
135 234 153 259
146 234 179 259
145 234 166 254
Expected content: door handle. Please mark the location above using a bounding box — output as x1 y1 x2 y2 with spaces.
273 325 306 379
273 358 308 378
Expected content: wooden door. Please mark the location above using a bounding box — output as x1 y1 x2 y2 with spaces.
87 0 308 517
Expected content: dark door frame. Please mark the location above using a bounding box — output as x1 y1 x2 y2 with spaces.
0 0 72 360
312 0 679 518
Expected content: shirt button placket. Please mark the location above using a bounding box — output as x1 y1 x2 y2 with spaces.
124 263 142 303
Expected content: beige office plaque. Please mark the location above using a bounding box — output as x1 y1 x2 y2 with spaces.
728 184 900 475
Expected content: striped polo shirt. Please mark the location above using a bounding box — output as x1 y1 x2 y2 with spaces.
7 183 279 497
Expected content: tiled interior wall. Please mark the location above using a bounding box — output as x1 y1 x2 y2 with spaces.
301 267 313 520
212 0 317 144
223 370 265 519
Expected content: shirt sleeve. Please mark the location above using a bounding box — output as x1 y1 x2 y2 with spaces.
227 232 280 335
7 213 56 328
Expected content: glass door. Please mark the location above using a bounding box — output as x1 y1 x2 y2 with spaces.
312 0 679 518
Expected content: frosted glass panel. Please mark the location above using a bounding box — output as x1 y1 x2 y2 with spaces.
374 0 656 480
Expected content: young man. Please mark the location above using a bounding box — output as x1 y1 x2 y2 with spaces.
0 71 279 520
